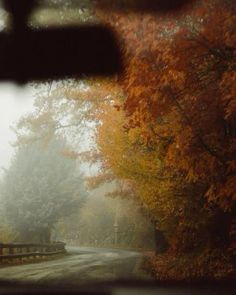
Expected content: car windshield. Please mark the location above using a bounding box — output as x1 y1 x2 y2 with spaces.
0 0 235 286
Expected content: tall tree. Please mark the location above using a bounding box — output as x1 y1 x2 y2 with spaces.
1 137 86 243
95 0 236 228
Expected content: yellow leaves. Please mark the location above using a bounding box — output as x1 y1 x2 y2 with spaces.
86 2 236 272
85 174 115 190
95 94 175 212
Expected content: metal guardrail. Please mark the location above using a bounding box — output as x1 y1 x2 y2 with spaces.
0 242 66 262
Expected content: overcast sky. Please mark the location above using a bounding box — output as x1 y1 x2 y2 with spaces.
0 83 34 173
0 81 97 180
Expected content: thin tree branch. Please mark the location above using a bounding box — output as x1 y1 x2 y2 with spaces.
165 86 225 165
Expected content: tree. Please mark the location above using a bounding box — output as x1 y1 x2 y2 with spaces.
93 96 215 252
97 0 236 212
1 137 86 243
8 0 235 276
95 0 236 234
55 190 155 249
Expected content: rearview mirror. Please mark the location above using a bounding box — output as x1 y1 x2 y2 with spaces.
0 25 122 83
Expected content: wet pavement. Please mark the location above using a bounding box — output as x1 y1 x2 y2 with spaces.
0 247 151 284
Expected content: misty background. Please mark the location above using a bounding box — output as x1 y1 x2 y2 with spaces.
0 82 155 250
0 83 34 172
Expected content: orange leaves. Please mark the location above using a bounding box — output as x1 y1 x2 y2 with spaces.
118 1 235 210
220 71 236 119
91 0 236 261
221 175 236 203
205 175 236 212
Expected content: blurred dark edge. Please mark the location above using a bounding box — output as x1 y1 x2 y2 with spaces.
4 0 198 13
96 0 197 13
0 26 122 83
0 279 235 294
0 0 198 83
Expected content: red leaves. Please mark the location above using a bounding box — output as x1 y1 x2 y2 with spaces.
93 1 236 267
96 0 236 214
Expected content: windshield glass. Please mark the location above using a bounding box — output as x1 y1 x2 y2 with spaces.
0 0 235 286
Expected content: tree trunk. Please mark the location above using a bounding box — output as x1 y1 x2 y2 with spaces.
154 227 169 254
38 227 51 243
209 210 232 249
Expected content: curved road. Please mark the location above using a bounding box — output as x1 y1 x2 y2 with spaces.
0 247 151 284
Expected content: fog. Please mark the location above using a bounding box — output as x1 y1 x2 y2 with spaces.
0 83 34 172
0 0 234 285
0 81 155 252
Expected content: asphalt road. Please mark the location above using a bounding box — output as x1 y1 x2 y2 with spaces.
0 247 151 285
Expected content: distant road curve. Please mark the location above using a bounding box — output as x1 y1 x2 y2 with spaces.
0 246 151 284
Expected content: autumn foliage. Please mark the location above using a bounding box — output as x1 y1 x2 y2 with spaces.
13 0 236 280
94 0 236 279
